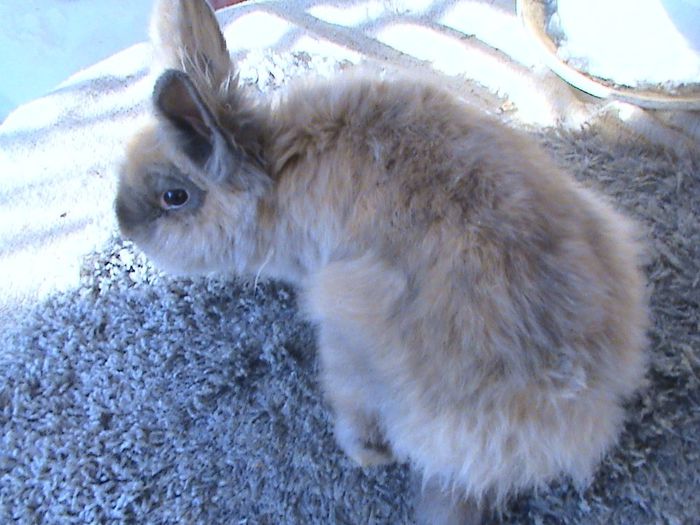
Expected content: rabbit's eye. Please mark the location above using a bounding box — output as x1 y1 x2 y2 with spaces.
161 189 189 209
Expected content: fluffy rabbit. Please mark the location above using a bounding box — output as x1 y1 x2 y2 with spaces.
115 0 648 522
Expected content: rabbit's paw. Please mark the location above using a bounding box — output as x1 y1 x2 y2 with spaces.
335 414 394 467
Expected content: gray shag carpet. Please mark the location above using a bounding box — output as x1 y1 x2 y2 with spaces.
1 119 699 522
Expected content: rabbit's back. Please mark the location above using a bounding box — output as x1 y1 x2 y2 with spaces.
284 72 648 500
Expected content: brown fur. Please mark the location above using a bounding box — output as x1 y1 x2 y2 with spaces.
114 1 649 523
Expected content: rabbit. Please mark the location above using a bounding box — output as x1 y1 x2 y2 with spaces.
114 0 649 523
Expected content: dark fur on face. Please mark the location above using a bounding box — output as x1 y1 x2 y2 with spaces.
116 163 206 239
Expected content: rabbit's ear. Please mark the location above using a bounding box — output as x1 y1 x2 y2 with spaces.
150 0 232 92
154 69 263 189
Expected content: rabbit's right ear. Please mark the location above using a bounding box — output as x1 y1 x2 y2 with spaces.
154 69 267 191
150 0 233 94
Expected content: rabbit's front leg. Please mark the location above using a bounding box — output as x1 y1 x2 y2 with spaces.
306 255 407 467
318 326 394 468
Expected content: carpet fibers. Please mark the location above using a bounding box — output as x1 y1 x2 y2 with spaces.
1 94 698 524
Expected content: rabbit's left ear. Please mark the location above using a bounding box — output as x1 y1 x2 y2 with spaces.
154 69 258 188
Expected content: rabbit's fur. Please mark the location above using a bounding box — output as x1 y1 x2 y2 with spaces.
115 1 649 522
